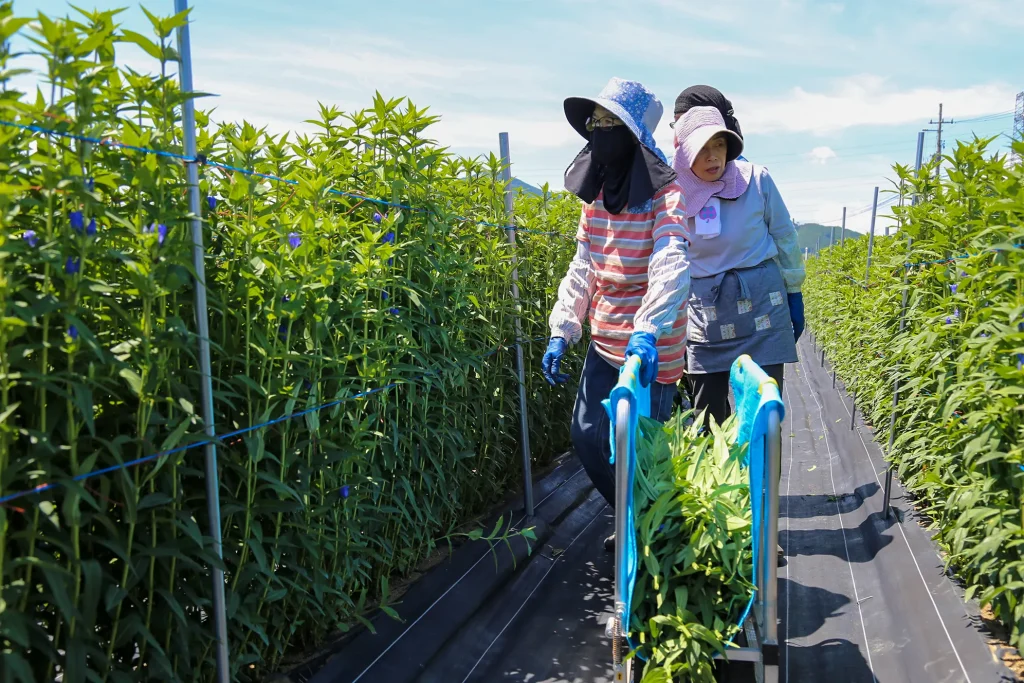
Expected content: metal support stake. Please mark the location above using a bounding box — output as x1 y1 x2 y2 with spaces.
612 398 633 683
883 271 909 518
499 133 534 517
840 207 847 248
760 408 782 683
882 131 925 518
850 390 857 431
174 3 229 681
865 186 879 286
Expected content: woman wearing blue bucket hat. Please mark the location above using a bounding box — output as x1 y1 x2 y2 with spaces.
542 78 692 549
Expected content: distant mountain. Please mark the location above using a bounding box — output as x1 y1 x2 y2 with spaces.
511 178 543 196
796 222 861 254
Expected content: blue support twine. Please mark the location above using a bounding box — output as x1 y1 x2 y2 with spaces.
0 336 548 507
0 118 569 238
903 242 1023 269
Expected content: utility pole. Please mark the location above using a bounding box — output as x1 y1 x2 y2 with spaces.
929 103 954 179
1013 92 1023 165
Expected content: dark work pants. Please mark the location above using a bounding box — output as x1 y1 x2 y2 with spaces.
571 344 678 507
687 363 785 430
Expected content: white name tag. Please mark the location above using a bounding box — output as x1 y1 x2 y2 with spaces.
695 197 722 240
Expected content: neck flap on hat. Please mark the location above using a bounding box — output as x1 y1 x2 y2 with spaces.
562 77 677 214
565 135 675 215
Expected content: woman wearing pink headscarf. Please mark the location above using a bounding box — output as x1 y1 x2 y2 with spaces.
671 88 805 429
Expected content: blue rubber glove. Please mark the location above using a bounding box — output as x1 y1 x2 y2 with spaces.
625 331 658 388
788 293 805 343
542 337 570 385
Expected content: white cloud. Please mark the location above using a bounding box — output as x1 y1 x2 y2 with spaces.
806 146 837 164
643 0 744 23
431 113 580 152
735 76 1018 135
557 18 762 63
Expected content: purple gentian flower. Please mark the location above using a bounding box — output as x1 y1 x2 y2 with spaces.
1018 354 1024 371
340 485 350 499
387 258 394 267
382 290 389 301
282 295 291 303
86 218 97 237
278 323 288 339
945 317 952 325
373 212 383 224
390 308 399 315
65 257 80 274
85 178 94 192
382 231 395 244
288 232 301 249
950 284 957 294
144 223 167 244
23 230 38 247
68 325 78 340
70 211 84 233
207 196 217 210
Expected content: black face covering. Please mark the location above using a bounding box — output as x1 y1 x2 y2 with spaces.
590 127 636 213
564 118 676 215
591 126 636 166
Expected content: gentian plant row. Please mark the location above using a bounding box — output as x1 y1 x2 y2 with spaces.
805 137 1024 648
0 5 581 682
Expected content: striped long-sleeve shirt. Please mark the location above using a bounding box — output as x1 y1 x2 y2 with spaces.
549 180 691 384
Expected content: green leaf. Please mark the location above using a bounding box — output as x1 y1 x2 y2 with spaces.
118 368 143 396
119 29 163 60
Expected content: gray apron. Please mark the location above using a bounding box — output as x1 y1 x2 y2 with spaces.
686 258 797 374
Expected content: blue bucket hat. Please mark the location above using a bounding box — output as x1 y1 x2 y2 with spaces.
565 77 669 163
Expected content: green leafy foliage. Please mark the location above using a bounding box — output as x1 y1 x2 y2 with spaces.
805 137 1024 648
632 413 754 683
0 4 582 681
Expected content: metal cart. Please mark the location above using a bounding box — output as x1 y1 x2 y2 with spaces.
607 354 783 683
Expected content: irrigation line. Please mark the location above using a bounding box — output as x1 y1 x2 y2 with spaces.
797 351 875 673
817 351 973 683
459 502 609 683
348 465 586 683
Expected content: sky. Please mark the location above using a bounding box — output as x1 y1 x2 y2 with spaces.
13 0 1024 234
